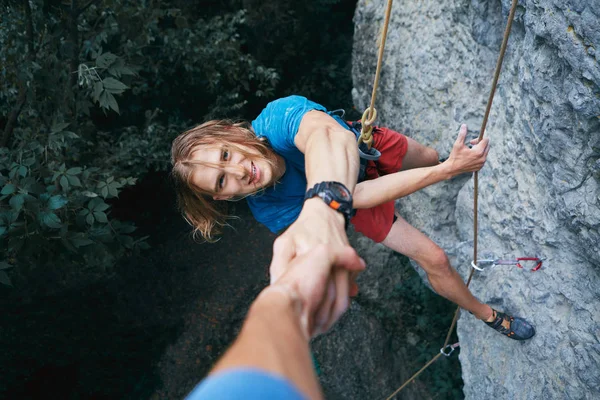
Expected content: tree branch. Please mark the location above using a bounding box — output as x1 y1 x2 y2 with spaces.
25 0 35 52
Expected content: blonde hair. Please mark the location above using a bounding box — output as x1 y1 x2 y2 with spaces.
171 120 279 242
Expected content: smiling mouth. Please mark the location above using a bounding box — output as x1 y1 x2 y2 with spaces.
249 162 258 185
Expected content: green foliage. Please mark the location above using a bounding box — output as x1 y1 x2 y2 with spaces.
0 0 355 291
0 122 145 286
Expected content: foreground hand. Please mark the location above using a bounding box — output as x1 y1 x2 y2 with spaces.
268 243 365 338
444 124 490 176
270 199 360 333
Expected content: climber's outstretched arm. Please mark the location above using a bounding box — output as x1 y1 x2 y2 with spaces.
353 125 489 209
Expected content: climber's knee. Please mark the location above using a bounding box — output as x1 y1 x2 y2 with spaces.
421 246 452 279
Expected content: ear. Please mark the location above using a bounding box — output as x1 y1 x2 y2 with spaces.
213 195 232 201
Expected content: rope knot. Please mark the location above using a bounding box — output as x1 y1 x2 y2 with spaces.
359 107 377 148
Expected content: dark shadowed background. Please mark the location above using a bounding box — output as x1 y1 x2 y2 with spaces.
0 0 461 398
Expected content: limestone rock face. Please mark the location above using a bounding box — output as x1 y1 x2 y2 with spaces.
352 1 600 399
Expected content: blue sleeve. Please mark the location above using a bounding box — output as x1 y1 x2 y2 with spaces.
251 95 327 154
185 369 307 400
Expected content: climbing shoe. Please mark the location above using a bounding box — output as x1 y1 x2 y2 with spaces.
484 309 535 340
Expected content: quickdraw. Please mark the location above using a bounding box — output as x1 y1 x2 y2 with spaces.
471 257 544 272
440 342 460 357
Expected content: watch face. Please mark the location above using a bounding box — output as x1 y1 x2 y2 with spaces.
329 182 351 200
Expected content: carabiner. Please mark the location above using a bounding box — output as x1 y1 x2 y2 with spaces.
471 259 496 271
440 342 460 357
516 257 543 271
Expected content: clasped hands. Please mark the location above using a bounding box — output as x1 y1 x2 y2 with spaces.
268 198 363 339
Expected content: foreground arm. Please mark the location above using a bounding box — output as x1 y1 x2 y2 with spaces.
353 124 490 209
271 111 361 334
187 245 365 400
209 288 319 398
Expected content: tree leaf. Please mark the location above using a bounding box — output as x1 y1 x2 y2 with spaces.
71 236 94 248
92 200 109 212
51 122 70 134
120 66 136 76
96 52 118 68
9 194 24 211
48 195 68 210
59 175 69 191
18 166 27 177
108 182 119 197
66 167 82 175
82 191 98 198
66 175 82 187
1 184 16 195
105 92 120 114
63 131 79 139
40 212 62 229
86 213 95 225
93 82 103 102
93 211 108 223
99 90 110 109
4 210 19 223
88 197 102 210
102 77 128 91
0 271 12 286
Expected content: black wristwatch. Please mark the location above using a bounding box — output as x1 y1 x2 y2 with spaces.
304 181 354 229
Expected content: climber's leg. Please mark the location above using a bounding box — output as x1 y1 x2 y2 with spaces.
381 214 493 319
381 214 535 340
399 136 439 171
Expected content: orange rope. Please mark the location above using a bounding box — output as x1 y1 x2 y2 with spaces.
359 0 394 149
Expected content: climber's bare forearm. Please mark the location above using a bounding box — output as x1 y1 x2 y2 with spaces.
353 163 452 209
295 111 359 191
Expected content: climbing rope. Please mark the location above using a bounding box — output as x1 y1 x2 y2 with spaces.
358 0 394 149
384 0 520 398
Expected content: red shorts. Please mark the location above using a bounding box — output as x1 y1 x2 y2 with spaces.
350 126 408 242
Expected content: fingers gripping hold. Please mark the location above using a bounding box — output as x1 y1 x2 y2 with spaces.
454 124 468 148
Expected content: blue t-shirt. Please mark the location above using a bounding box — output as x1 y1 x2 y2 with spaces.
248 95 351 233
185 369 306 400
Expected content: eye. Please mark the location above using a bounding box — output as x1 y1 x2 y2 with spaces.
222 149 229 161
218 174 225 189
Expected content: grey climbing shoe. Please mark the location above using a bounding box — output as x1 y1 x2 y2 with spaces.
484 309 535 340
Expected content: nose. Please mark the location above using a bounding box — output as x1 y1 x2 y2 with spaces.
229 161 248 181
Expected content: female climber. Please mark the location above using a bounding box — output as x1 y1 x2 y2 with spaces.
171 95 535 341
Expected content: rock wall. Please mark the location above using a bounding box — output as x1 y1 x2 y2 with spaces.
352 0 600 399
